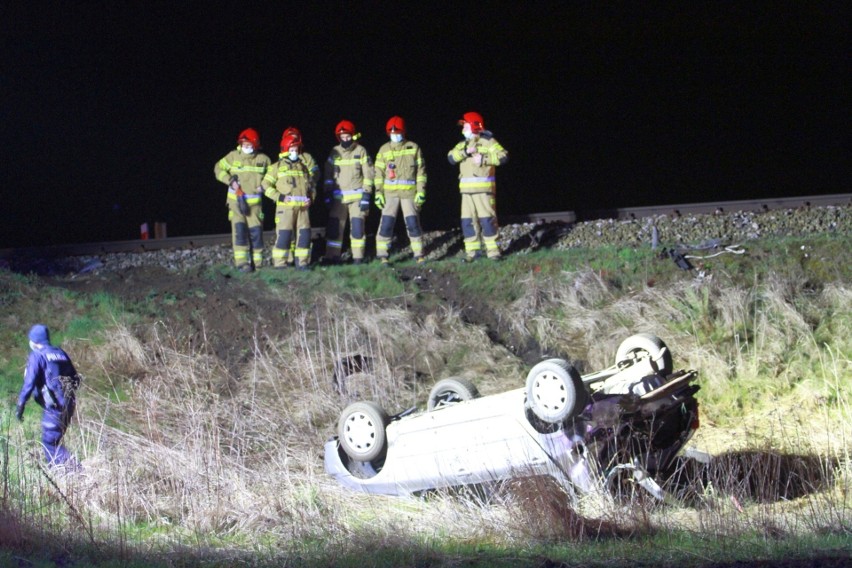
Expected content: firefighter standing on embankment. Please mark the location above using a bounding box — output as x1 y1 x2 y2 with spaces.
261 129 320 269
373 116 427 265
214 128 271 272
448 112 508 261
323 121 374 264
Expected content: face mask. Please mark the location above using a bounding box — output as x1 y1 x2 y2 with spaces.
29 340 39 351
462 124 474 140
340 140 353 149
289 150 300 161
241 144 254 154
390 133 403 143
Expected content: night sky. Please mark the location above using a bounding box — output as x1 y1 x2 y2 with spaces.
3 4 849 247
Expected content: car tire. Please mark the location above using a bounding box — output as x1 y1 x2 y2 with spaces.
615 333 673 375
525 359 588 424
337 401 389 463
427 377 481 410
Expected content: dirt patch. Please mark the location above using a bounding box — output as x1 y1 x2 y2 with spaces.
50 266 297 375
396 266 549 365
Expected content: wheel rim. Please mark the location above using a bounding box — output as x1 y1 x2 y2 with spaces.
342 411 379 456
531 370 568 414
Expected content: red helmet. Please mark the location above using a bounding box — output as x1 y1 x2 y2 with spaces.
237 128 261 148
458 112 485 134
335 120 357 140
386 116 405 135
283 126 301 140
280 133 301 153
280 126 303 151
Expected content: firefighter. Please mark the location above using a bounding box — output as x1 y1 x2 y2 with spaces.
323 121 374 264
447 112 508 261
374 116 427 264
261 129 320 269
214 128 271 272
16 324 81 469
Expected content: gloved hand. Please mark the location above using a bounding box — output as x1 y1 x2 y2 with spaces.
473 153 483 166
374 193 386 210
229 175 240 190
359 192 371 212
15 404 24 422
414 192 426 209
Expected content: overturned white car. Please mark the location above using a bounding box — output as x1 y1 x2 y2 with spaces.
324 334 700 499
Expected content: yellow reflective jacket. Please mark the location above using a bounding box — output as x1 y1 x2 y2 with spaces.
323 143 374 204
374 139 426 198
447 133 508 194
263 153 320 207
214 149 271 206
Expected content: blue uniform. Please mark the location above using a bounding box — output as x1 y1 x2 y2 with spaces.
17 344 79 466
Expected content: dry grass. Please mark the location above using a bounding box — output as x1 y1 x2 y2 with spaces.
2 265 850 564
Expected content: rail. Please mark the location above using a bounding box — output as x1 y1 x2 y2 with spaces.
2 193 848 259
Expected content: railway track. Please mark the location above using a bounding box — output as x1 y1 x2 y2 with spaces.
2 193 849 259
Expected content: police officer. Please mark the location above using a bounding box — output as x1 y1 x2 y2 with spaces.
16 324 81 468
374 116 427 264
261 128 320 269
448 112 508 261
323 121 374 264
214 128 271 272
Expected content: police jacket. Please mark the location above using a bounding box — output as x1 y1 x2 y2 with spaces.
324 143 374 204
374 139 427 198
214 150 271 207
447 132 508 194
18 345 78 411
263 153 320 208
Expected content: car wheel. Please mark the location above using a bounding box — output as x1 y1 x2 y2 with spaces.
525 359 587 424
615 334 673 375
427 377 481 410
337 401 389 462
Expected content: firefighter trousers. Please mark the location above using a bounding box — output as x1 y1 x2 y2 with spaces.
460 192 500 259
325 200 368 261
273 205 312 267
228 199 265 268
376 195 423 259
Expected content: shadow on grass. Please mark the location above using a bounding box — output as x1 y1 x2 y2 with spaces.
667 450 837 504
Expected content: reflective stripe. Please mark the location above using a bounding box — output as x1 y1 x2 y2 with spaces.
284 195 310 202
333 157 363 166
378 148 417 159
384 179 416 186
228 189 263 203
460 177 496 183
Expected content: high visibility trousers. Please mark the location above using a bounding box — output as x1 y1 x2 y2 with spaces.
326 200 368 260
460 192 500 259
273 206 312 268
229 202 265 267
376 196 423 259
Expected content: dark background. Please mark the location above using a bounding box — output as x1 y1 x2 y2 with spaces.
2 3 848 247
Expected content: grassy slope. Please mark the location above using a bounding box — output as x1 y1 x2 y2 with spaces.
0 233 850 567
